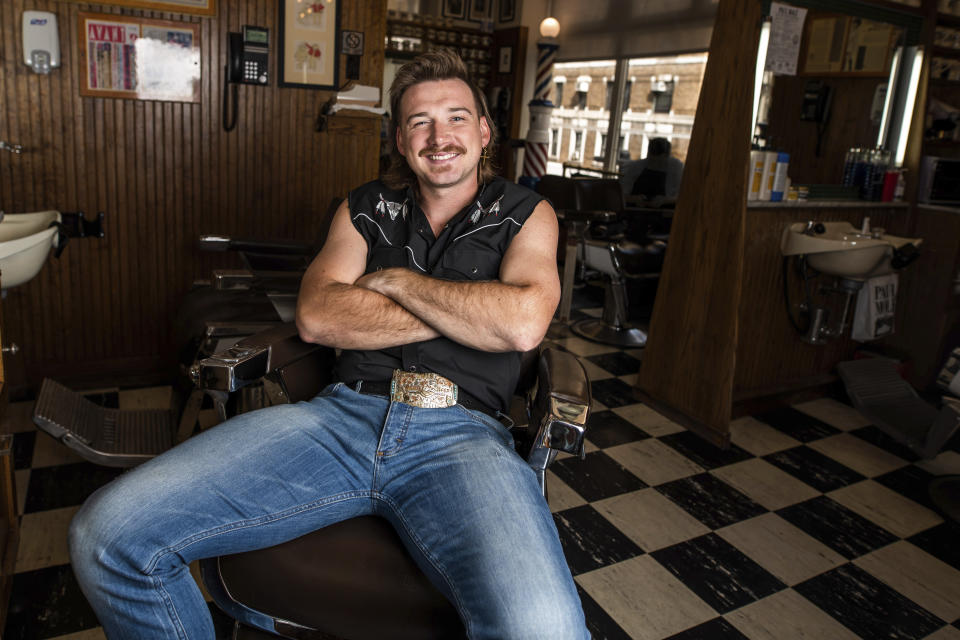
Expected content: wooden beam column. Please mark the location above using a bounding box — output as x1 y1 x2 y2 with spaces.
636 0 763 446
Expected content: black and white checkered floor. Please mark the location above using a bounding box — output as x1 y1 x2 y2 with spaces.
4 291 960 639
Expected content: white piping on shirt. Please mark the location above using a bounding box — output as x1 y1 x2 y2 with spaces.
403 246 427 272
452 217 523 243
352 213 393 246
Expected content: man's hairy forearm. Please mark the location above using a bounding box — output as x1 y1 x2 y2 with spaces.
296 280 439 349
358 269 553 352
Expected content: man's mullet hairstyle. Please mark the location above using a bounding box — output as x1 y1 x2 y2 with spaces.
384 49 497 191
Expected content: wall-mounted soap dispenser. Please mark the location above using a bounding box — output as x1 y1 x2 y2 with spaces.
22 11 60 75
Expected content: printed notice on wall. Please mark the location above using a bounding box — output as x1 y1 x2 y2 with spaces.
766 2 807 76
78 12 200 103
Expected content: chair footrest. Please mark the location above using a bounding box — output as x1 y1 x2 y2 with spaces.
32 378 175 468
837 359 960 459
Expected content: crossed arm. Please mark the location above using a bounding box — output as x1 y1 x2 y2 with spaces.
295 199 561 353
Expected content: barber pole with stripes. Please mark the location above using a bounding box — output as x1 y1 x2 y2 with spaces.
521 41 559 180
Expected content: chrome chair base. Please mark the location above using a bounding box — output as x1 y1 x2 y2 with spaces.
571 318 647 348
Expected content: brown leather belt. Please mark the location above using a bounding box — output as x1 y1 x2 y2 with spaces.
353 370 498 418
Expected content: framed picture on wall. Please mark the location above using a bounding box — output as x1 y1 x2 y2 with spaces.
65 0 215 17
468 0 493 22
77 12 201 102
278 0 341 89
498 0 516 23
442 0 467 20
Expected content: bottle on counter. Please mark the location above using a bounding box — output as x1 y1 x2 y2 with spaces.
770 152 790 202
759 149 778 201
842 147 859 187
748 148 764 201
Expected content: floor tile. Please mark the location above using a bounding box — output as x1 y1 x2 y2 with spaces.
658 431 753 471
553 336 621 357
31 431 90 469
807 432 909 478
792 397 871 431
605 439 704 487
118 385 173 410
709 458 820 511
580 357 616 381
909 522 960 572
664 617 749 640
854 541 960 623
553 505 644 576
545 469 588 513
917 450 960 477
14 469 29 516
612 403 684 437
577 585 633 640
551 451 647 502
753 406 841 442
586 352 642 377
651 533 785 614
716 512 846 586
16 506 81 573
656 473 768 530
585 410 650 448
590 378 641 409
875 464 940 512
4 564 100 640
724 588 861 640
795 563 944 640
849 425 923 462
24 463 123 513
764 445 865 492
728 416 802 457
576 555 717 640
11 430 35 471
1 401 40 435
926 626 960 640
593 489 710 552
776 495 899 560
828 479 943 538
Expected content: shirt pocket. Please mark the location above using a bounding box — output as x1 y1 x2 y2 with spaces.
437 248 500 281
366 246 408 274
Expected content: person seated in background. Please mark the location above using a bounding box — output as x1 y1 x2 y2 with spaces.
68 50 589 640
619 137 684 204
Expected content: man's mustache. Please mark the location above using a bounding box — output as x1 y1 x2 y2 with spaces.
419 145 467 157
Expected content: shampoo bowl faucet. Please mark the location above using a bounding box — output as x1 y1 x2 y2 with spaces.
0 141 22 154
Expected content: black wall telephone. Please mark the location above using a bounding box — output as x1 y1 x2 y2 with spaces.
800 80 832 124
223 25 269 132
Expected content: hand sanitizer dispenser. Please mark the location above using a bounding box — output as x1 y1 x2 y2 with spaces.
22 11 60 74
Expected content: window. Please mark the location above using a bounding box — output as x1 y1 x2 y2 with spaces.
650 75 676 114
549 128 561 159
554 78 565 107
605 80 615 111
573 91 587 109
570 130 584 162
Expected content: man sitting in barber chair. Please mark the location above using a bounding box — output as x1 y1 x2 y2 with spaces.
68 50 590 639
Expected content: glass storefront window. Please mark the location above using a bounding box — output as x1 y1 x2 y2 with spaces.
546 53 708 178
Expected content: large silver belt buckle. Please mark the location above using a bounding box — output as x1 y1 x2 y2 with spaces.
390 370 458 409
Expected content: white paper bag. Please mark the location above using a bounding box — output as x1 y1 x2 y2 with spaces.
851 273 898 342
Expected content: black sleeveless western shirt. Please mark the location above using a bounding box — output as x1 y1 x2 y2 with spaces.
335 177 545 412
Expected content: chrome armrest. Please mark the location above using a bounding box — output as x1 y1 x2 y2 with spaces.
193 323 335 404
199 235 316 256
524 348 590 492
212 269 304 291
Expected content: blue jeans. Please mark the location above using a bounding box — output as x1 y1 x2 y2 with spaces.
69 383 589 639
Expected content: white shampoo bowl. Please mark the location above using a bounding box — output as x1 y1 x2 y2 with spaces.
0 211 61 289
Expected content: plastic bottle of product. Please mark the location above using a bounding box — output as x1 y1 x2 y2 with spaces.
841 147 858 187
894 169 906 202
770 152 790 202
852 148 869 194
748 149 764 201
759 150 778 200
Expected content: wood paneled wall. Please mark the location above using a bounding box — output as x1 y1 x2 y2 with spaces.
0 0 386 389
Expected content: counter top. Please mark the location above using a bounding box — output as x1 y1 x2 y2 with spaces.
918 204 960 214
748 200 910 209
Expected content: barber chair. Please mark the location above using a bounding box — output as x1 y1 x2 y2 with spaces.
567 179 667 348
535 175 617 324
192 324 590 639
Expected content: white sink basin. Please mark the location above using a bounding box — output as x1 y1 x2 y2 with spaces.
0 211 61 289
780 221 922 280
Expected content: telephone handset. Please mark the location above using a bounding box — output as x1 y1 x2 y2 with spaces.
800 80 832 124
227 26 269 85
223 25 269 132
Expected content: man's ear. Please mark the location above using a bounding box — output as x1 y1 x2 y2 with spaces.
395 126 406 157
479 116 491 148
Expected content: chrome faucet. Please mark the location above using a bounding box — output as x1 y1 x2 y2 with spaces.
802 221 825 236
